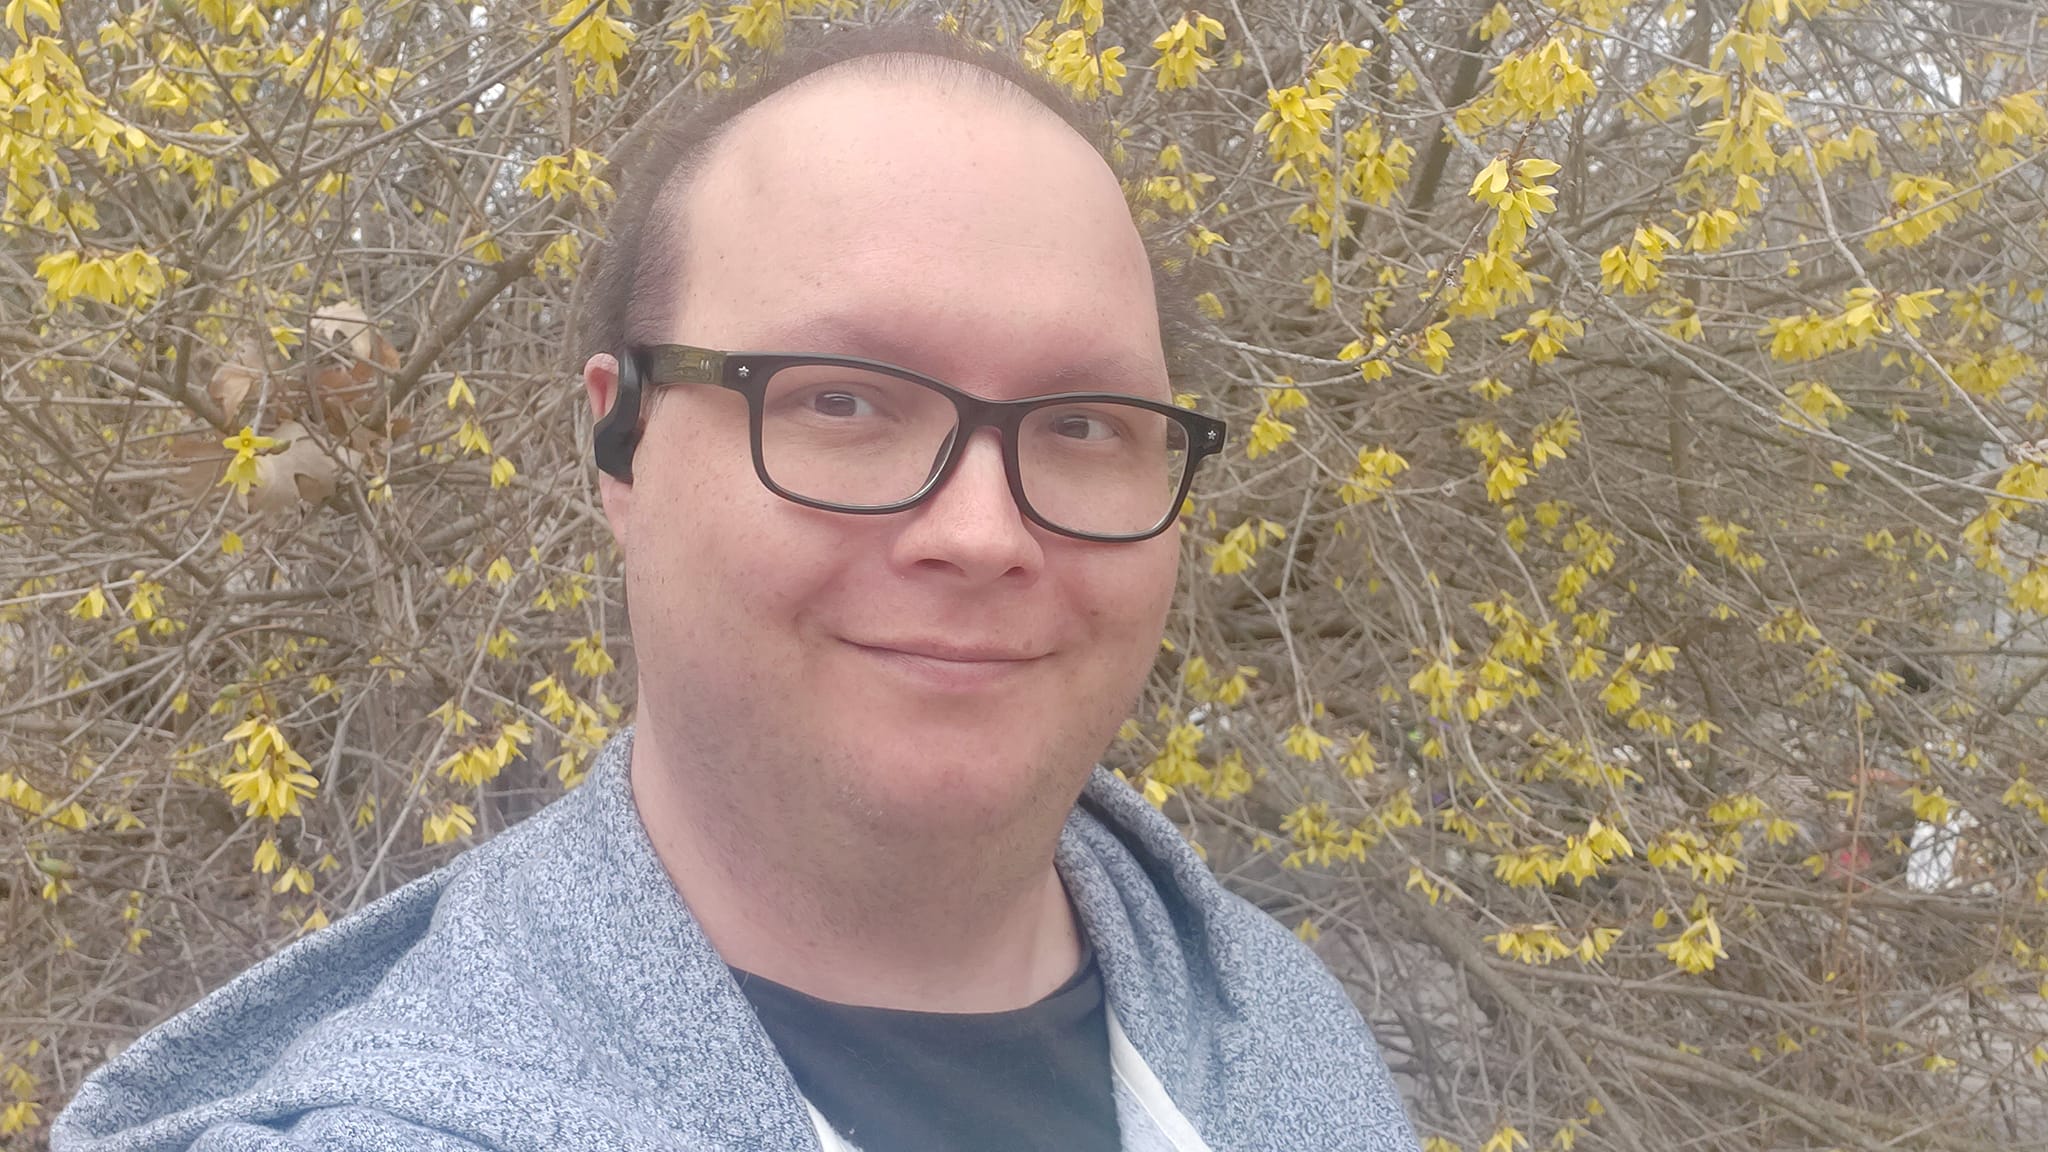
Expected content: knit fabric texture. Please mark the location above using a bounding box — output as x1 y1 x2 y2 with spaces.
53 729 1418 1151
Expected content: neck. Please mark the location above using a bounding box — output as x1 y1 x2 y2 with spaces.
628 722 1084 1013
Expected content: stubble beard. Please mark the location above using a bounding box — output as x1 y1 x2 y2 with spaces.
663 676 1127 937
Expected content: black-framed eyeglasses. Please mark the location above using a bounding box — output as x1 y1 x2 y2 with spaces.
593 344 1229 543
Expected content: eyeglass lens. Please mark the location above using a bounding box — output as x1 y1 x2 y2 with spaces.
756 363 1191 538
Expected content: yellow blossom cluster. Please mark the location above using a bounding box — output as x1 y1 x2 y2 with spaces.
219 718 319 822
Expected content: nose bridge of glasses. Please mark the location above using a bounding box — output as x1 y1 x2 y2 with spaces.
892 385 1027 521
920 382 1004 464
927 419 1013 497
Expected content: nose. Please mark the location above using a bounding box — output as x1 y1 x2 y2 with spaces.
889 426 1044 583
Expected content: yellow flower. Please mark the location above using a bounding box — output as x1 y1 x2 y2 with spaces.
5 0 60 36
1 1100 44 1136
1245 411 1296 459
1485 925 1569 965
1206 518 1284 575
1339 446 1408 505
1056 0 1103 34
567 633 616 678
1256 85 1336 169
1282 723 1334 762
125 573 163 621
1485 456 1532 505
1038 29 1126 100
69 586 109 621
1575 927 1623 964
1213 666 1258 706
429 698 478 735
1491 39 1596 120
1599 224 1679 295
271 864 313 895
1098 45 1126 95
557 0 637 91
423 803 477 845
222 426 278 456
1657 909 1728 974
1480 1125 1530 1152
220 718 319 821
38 247 167 310
453 419 492 456
219 426 280 497
1151 12 1225 91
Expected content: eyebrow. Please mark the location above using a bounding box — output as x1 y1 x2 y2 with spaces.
765 314 1168 397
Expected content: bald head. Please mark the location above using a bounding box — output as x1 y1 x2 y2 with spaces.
576 25 1201 390
657 61 1161 373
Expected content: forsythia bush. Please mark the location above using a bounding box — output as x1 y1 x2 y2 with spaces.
8 0 2048 1147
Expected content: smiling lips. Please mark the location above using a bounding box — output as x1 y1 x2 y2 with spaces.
846 639 1047 690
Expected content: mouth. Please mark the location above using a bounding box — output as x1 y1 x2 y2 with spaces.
844 640 1048 691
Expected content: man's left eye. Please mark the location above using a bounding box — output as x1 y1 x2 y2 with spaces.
1049 414 1116 440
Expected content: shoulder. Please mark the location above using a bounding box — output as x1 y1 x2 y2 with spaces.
1071 768 1297 944
1065 769 1415 1148
52 777 609 1151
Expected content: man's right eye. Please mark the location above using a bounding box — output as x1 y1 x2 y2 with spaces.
810 391 874 418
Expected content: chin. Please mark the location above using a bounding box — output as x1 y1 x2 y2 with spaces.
832 736 1078 837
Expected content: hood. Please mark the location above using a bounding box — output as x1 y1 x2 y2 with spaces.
53 729 1414 1151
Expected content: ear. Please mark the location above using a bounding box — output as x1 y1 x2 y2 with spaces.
584 351 620 422
590 346 648 482
584 352 634 549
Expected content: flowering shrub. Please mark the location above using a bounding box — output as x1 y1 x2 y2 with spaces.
8 0 2048 1147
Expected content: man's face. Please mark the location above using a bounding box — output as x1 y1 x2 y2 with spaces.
590 70 1179 840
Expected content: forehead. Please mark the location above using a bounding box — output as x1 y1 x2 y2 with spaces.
666 65 1166 391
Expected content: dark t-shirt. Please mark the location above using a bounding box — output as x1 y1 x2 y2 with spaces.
733 942 1121 1152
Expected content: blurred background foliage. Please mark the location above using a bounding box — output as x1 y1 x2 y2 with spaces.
9 0 2048 1147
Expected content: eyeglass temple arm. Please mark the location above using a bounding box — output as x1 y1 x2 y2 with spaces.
645 345 727 385
594 346 729 482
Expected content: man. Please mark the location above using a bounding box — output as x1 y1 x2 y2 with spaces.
54 24 1416 1152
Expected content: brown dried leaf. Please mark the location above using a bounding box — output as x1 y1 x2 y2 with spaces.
209 363 257 422
344 413 410 456
285 362 379 437
207 333 273 421
310 301 378 364
165 433 224 500
365 326 401 372
243 421 360 515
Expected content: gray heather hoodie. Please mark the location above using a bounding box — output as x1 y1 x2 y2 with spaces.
52 729 1417 1151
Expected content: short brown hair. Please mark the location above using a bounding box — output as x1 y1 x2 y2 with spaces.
571 20 1202 384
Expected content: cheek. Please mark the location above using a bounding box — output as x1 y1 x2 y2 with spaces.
1070 539 1178 666
625 419 843 653
636 495 845 653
